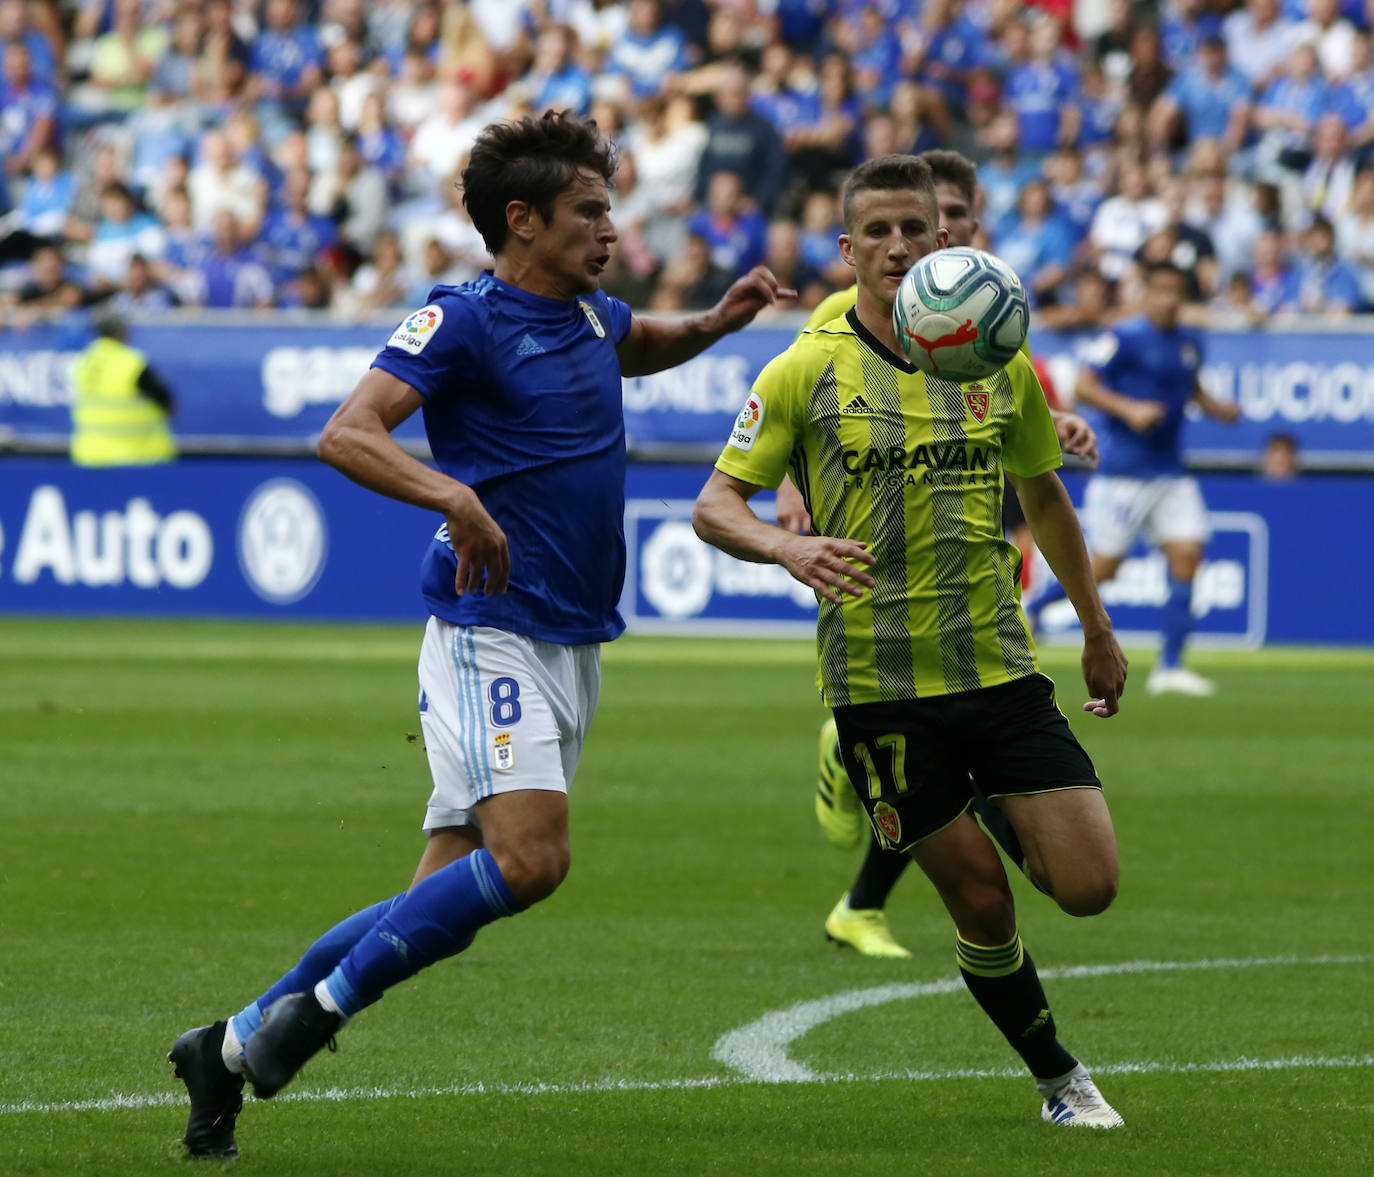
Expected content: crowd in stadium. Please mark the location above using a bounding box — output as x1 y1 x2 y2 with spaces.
3 0 1374 325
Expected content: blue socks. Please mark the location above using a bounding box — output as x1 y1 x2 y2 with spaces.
231 891 407 1043
1159 577 1194 669
322 848 522 1017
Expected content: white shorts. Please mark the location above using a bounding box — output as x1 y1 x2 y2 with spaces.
416 618 602 832
1082 474 1211 558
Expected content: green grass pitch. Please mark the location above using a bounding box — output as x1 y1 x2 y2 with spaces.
1 619 1371 1176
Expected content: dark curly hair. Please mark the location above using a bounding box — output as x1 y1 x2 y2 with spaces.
461 110 619 255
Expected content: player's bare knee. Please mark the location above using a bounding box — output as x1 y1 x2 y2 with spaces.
1055 871 1118 918
952 881 1016 942
490 844 570 906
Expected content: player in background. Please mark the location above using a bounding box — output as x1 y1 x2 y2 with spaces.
694 153 1127 1128
783 149 1099 958
1029 260 1239 696
166 110 792 1160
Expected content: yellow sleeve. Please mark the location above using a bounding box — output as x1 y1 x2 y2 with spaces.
801 286 858 334
713 346 811 490
1001 351 1062 479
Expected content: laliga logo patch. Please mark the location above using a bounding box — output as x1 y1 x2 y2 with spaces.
493 731 515 771
579 299 606 338
727 392 764 451
964 389 989 422
873 801 902 847
388 304 444 354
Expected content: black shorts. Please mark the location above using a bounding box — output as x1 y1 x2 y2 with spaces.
831 674 1100 853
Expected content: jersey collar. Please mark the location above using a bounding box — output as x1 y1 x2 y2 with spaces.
846 308 917 375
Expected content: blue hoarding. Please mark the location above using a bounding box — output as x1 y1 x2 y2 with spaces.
4 318 1374 464
0 458 1367 647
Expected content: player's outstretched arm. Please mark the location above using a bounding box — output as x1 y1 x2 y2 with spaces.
693 470 874 605
319 368 510 595
1074 366 1166 434
616 267 796 377
1007 469 1127 718
1191 379 1241 423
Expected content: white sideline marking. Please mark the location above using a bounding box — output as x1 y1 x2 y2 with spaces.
711 954 1371 1082
2 955 1367 1118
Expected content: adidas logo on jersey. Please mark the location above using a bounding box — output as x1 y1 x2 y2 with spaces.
516 333 546 357
842 394 872 414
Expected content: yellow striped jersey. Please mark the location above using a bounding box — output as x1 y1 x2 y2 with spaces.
715 309 1061 705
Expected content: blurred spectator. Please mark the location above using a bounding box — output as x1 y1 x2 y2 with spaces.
1248 226 1302 311
761 216 824 310
199 0 251 107
888 75 946 157
408 84 485 197
0 0 60 86
795 189 848 289
999 16 1081 157
835 3 904 108
785 55 866 194
1187 156 1265 282
694 59 786 215
604 0 692 100
995 179 1076 305
1253 42 1332 168
83 0 168 115
1075 61 1123 161
1134 177 1217 301
522 24 592 116
0 243 83 318
1259 432 1300 479
150 5 205 103
1160 0 1225 71
328 37 380 132
0 145 73 261
1294 214 1364 312
110 252 179 311
595 146 660 308
188 209 274 308
1044 146 1103 237
310 137 387 252
977 109 1040 232
1297 0 1358 80
304 86 345 176
1284 113 1357 227
251 0 325 113
908 0 984 114
1 39 59 183
1223 0 1299 90
1033 267 1118 330
280 263 332 310
188 131 266 236
1148 34 1252 154
1204 270 1265 328
386 50 438 136
1326 30 1374 157
356 92 406 195
652 231 733 309
87 181 165 295
1334 167 1374 303
1123 24 1172 112
687 170 767 279
1090 159 1166 281
345 229 413 315
262 165 337 284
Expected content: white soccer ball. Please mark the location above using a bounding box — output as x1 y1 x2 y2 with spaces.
892 247 1029 382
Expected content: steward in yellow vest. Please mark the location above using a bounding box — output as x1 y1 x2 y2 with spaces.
70 312 177 466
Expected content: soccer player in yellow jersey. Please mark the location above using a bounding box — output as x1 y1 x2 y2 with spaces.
787 150 1098 959
693 155 1129 1128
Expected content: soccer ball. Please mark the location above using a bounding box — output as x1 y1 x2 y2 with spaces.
892 247 1028 382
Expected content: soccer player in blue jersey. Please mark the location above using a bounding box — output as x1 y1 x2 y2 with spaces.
166 110 792 1160
1032 260 1239 695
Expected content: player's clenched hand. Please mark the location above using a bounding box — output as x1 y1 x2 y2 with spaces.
1123 400 1167 434
711 267 797 332
1053 410 1098 468
1080 631 1128 718
775 476 811 535
445 485 510 596
778 534 876 605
